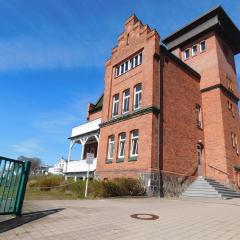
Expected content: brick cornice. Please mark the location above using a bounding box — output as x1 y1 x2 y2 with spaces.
201 84 239 102
100 106 160 128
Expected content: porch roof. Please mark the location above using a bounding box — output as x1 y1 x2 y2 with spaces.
70 118 101 139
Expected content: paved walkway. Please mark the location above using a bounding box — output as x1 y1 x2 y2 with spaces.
1 198 240 240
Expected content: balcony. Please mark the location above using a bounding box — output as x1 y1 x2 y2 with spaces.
71 118 101 138
65 158 97 173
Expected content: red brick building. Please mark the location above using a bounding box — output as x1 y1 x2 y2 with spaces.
66 6 240 193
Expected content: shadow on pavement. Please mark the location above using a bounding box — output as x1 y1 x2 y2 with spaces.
0 208 64 233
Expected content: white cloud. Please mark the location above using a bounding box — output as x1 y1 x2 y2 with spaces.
11 139 46 157
0 34 111 71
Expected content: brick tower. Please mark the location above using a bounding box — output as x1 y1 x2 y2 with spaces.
163 6 240 184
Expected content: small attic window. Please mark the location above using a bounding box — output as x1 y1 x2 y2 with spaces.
184 49 190 60
200 41 206 52
192 45 197 56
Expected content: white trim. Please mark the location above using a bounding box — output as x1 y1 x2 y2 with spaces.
200 40 206 53
118 133 126 158
183 49 190 60
192 45 197 56
112 94 119 117
115 52 143 77
134 84 142 110
107 135 115 160
122 89 130 114
130 130 139 157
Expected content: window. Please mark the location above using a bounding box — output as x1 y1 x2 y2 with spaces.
120 64 124 74
124 62 129 72
118 133 126 158
134 84 142 110
200 41 206 52
112 94 119 117
192 45 197 56
107 135 115 160
184 49 190 60
122 89 130 113
116 66 120 77
130 130 139 156
115 52 143 77
138 53 142 65
227 77 234 92
231 133 239 155
195 105 202 128
228 100 235 117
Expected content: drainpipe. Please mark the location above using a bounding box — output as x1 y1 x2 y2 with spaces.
158 49 164 198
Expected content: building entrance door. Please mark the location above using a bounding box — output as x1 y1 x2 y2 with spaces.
197 144 203 176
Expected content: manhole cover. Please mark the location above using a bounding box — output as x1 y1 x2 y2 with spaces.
130 213 159 220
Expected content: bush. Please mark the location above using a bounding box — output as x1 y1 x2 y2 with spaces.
37 175 65 191
65 180 86 198
26 176 145 198
102 178 145 197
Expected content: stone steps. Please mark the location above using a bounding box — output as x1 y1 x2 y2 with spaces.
182 177 240 199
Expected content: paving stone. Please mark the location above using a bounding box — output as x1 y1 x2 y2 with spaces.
1 198 240 240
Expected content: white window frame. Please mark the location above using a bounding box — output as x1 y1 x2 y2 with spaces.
112 94 119 117
115 53 142 77
192 45 197 56
130 130 139 157
200 40 206 53
118 133 126 158
115 66 120 77
184 49 190 60
122 89 130 114
134 84 142 110
107 136 115 160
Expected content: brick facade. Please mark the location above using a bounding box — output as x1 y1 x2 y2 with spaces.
78 7 240 191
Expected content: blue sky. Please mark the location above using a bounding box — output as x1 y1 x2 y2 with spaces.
0 0 239 166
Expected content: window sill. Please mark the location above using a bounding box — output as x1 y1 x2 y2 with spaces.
128 156 138 162
106 159 113 164
116 158 124 163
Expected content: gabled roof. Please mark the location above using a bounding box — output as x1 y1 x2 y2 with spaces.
89 94 103 113
162 6 240 54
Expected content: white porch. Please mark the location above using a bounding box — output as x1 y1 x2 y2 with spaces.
64 118 101 180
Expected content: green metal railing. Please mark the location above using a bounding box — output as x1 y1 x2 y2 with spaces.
0 156 30 215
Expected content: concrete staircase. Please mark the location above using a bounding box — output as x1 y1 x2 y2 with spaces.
182 177 240 199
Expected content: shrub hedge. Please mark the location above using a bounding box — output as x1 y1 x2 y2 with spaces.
27 176 145 198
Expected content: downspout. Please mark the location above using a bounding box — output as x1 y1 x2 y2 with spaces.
158 48 164 197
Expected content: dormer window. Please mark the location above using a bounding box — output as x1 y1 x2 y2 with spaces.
200 41 206 52
184 49 190 60
115 52 143 77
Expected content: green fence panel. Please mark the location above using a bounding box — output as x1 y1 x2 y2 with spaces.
0 156 31 215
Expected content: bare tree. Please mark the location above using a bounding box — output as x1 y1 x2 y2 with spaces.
17 156 42 173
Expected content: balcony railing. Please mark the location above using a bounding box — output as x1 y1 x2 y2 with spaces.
71 118 101 138
65 159 97 173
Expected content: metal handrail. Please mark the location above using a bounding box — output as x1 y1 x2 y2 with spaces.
208 164 229 176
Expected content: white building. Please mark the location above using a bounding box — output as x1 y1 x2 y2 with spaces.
48 158 67 175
